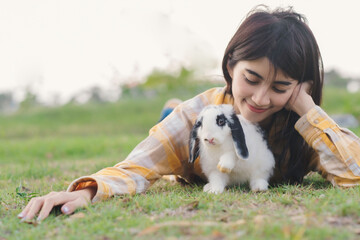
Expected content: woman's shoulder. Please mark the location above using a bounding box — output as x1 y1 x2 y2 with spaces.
184 87 233 106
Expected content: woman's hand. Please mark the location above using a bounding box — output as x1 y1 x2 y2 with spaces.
286 81 316 116
17 187 96 222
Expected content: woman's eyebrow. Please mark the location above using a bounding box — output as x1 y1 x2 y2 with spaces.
274 81 292 86
245 68 263 79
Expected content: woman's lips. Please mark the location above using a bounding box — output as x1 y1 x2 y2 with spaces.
247 103 268 113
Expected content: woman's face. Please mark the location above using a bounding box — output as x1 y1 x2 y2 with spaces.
229 57 298 123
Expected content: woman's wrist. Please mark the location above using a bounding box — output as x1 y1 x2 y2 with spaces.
77 187 97 202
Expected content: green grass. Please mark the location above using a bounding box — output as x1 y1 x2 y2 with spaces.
1 86 360 239
322 87 360 117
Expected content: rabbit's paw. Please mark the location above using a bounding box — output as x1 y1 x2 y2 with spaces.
217 159 234 174
250 179 268 192
203 183 225 194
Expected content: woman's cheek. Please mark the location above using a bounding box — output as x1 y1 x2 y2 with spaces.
275 92 293 108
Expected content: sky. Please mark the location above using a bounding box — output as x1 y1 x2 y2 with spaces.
1 0 359 103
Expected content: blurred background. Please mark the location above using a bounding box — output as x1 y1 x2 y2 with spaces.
0 0 360 113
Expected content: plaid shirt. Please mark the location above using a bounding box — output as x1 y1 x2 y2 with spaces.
67 87 360 203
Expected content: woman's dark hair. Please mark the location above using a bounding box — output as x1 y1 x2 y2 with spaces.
222 6 324 184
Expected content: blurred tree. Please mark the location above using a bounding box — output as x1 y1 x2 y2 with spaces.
19 88 39 111
88 86 105 103
0 92 18 114
121 82 144 99
143 67 194 91
324 69 351 88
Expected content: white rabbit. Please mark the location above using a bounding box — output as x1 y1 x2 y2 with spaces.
189 104 275 194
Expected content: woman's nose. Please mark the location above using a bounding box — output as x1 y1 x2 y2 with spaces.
252 87 270 106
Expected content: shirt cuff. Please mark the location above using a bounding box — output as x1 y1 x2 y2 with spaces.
295 106 337 145
67 176 108 203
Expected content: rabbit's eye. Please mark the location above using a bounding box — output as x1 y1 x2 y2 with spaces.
216 115 226 127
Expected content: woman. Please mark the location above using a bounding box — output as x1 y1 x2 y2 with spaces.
18 6 360 222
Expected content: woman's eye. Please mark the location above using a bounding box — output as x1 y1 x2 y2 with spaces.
272 87 286 93
244 75 257 85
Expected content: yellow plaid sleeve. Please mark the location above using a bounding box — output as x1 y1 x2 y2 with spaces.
295 106 360 187
67 87 229 202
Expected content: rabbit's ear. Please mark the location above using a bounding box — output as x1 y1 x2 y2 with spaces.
189 117 202 163
228 113 249 159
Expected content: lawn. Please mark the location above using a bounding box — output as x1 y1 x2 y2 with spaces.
1 86 360 240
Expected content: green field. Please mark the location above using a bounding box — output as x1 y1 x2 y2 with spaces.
1 86 360 239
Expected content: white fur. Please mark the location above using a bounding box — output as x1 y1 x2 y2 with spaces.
192 104 275 194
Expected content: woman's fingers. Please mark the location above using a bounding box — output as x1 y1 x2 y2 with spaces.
17 198 33 218
60 188 96 215
18 191 57 220
18 188 96 222
61 196 89 215
17 197 36 220
19 191 75 222
36 192 68 221
19 197 45 222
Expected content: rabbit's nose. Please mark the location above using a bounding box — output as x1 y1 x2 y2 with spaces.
204 138 215 144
